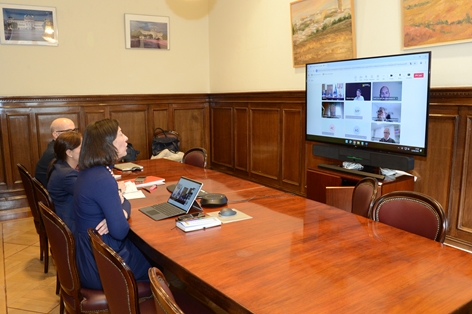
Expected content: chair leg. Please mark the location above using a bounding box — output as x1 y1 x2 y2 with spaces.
39 234 44 261
59 294 64 314
56 273 60 295
43 234 49 273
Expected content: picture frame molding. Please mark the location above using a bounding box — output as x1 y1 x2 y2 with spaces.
124 14 170 50
0 3 58 46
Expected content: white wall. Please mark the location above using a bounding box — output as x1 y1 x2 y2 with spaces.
1 0 471 96
208 0 472 92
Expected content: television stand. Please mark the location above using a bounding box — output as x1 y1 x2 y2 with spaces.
306 165 414 204
318 163 385 180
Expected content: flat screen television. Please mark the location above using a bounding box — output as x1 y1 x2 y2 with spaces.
306 51 431 172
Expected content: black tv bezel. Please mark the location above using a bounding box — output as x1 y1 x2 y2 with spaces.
305 51 431 158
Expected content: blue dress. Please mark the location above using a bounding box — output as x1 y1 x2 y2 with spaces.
47 160 78 233
74 165 150 290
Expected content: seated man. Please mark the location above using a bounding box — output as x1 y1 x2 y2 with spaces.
376 107 390 121
35 118 76 186
379 128 395 143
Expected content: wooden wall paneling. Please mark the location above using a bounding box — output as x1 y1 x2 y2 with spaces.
234 106 249 175
81 106 107 130
4 111 36 189
250 105 280 186
35 110 81 161
414 111 459 219
0 117 5 191
172 103 209 156
109 105 149 160
281 107 304 192
451 112 472 243
210 105 233 168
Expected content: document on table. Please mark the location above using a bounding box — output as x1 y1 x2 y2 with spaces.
123 181 145 199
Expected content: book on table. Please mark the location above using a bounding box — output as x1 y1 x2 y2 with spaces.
134 176 165 188
113 162 143 171
176 215 222 232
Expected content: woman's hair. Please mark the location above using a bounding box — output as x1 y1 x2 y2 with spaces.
78 119 120 170
54 132 82 161
47 131 82 179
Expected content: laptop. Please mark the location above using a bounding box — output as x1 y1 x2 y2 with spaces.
139 176 203 221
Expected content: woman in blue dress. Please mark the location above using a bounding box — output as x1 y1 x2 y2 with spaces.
74 119 150 290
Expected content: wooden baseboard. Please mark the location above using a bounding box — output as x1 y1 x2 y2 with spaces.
0 207 31 221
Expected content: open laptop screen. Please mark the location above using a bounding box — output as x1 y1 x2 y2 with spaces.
168 177 203 211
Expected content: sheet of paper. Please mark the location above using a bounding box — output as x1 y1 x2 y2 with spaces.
123 181 146 199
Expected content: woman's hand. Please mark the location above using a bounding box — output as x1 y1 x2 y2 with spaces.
95 219 109 235
118 181 126 204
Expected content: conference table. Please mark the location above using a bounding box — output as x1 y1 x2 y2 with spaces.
118 159 472 313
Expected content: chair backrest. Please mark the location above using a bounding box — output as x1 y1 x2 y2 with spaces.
32 177 56 213
370 191 447 243
182 147 207 168
148 267 183 314
154 129 180 140
351 177 378 218
38 202 83 313
88 228 141 314
17 163 42 233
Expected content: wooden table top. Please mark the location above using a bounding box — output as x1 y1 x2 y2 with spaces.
121 159 472 314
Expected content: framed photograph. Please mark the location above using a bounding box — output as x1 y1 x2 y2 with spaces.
403 0 472 49
0 4 58 46
290 0 356 67
125 14 169 50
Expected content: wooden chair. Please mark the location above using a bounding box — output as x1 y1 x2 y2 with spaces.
182 147 207 168
88 229 155 314
38 202 109 314
325 177 378 217
148 267 184 314
370 191 447 243
351 177 378 218
32 177 61 292
148 267 215 314
17 163 49 273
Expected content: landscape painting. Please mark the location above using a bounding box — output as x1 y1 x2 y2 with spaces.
403 0 472 49
125 14 169 50
290 0 356 68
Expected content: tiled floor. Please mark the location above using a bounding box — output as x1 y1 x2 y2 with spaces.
0 209 224 314
0 212 60 313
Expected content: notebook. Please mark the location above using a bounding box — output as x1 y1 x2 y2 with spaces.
139 176 203 221
114 162 143 171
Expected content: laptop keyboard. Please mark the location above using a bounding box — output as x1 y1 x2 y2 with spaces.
151 203 184 216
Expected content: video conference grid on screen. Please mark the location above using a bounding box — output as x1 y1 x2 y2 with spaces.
306 52 430 155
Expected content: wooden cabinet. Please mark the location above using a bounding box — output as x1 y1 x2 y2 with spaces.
306 168 414 207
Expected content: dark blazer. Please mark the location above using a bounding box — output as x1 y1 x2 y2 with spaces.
47 160 78 233
35 140 55 187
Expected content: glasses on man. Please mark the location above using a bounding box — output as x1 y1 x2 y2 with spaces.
56 128 79 133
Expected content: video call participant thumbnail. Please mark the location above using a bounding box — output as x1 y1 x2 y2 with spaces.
345 83 371 101
372 82 402 101
322 102 343 118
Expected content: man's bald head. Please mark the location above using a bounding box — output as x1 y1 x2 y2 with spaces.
50 118 76 140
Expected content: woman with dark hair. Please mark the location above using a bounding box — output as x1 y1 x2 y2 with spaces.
47 131 81 233
74 119 150 290
48 131 108 235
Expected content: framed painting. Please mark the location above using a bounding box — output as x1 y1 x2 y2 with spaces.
125 14 169 50
403 0 472 49
0 4 58 46
290 0 356 68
